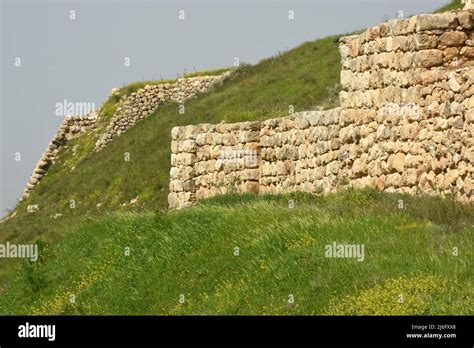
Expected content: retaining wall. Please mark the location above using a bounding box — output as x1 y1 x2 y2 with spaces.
168 10 474 208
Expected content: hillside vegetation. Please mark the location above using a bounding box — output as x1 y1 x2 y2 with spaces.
0 33 341 292
0 0 470 314
0 35 341 242
435 0 463 12
0 189 472 315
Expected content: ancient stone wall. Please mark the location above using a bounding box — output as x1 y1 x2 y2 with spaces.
95 75 226 151
169 11 474 209
168 121 262 208
22 73 228 200
338 10 473 201
21 113 97 199
259 109 342 196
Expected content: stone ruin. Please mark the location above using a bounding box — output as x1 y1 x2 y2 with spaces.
168 10 474 209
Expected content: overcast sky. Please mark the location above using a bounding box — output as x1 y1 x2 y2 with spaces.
0 0 449 216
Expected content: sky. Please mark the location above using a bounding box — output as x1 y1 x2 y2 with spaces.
0 0 450 216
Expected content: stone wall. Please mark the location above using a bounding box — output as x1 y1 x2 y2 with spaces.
94 75 226 151
21 113 97 199
338 10 473 201
168 121 261 208
168 10 474 209
21 73 228 200
259 109 343 196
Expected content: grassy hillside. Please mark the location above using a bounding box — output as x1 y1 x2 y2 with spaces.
0 33 341 293
0 35 341 241
0 189 472 315
0 0 469 313
435 0 463 12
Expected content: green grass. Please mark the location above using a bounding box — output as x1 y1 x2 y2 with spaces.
0 34 342 244
0 189 472 315
97 67 232 128
0 0 469 312
434 0 463 13
0 34 342 294
183 67 231 78
1 1 459 247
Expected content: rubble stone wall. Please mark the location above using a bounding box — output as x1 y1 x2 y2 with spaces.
168 121 261 208
169 11 474 209
21 113 97 199
95 75 226 151
22 73 227 200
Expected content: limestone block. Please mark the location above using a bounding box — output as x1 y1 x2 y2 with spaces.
416 13 458 31
180 139 196 153
171 153 198 166
388 153 406 173
238 131 260 143
460 46 474 58
415 34 438 50
168 193 180 209
457 11 473 29
444 47 460 61
416 49 444 68
241 169 260 181
241 181 260 194
439 31 467 47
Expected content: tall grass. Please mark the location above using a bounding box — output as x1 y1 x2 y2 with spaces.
0 0 468 310
435 0 463 13
0 35 342 246
0 189 471 315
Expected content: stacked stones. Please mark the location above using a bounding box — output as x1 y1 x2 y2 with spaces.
21 112 98 199
62 113 98 140
94 75 224 151
259 109 342 195
168 121 261 209
21 73 228 200
168 10 473 209
338 10 473 202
